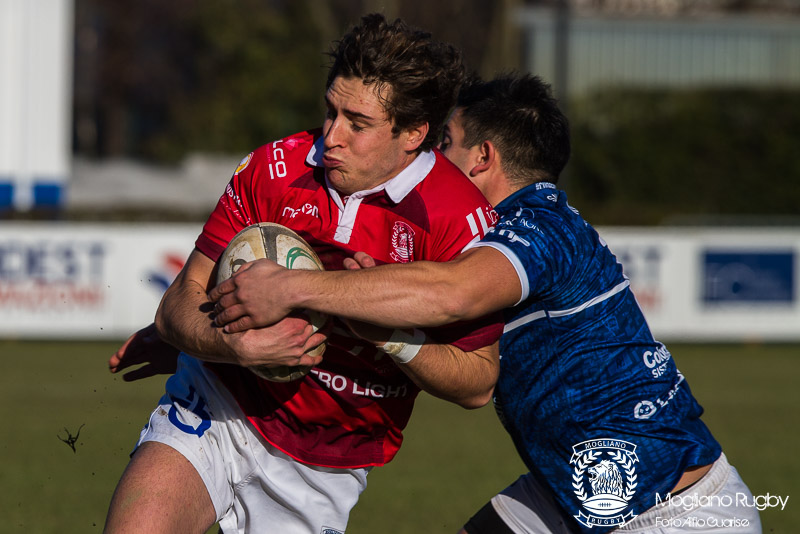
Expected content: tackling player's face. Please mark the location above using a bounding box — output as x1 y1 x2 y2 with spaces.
439 109 481 179
322 76 424 196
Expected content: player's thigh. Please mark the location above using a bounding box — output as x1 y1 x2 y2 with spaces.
464 473 575 534
104 441 216 534
462 501 517 534
616 453 762 534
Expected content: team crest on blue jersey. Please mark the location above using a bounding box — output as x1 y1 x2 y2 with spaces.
571 439 638 528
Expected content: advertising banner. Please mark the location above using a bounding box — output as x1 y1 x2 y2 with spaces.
601 227 799 342
0 223 797 341
0 223 199 339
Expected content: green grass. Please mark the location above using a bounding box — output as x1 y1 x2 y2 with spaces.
0 341 796 533
669 344 800 533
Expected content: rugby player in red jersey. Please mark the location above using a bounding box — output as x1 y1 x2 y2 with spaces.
104 14 502 534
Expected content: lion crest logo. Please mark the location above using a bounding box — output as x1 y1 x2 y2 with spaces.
571 439 638 528
589 460 624 497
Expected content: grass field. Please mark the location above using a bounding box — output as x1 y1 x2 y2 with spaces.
0 340 796 533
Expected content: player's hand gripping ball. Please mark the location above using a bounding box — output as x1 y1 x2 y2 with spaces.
216 222 327 382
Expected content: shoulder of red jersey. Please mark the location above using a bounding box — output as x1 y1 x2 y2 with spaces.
196 129 323 260
417 149 498 242
227 128 324 200
424 149 492 206
238 129 320 175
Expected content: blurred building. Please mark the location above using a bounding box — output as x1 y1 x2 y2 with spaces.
2 0 800 214
517 0 800 98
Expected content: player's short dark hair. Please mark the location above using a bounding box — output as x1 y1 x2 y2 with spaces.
457 73 571 185
326 13 465 152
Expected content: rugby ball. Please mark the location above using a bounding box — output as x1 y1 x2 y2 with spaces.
216 222 327 382
582 494 629 516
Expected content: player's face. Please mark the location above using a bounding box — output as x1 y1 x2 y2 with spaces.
439 109 481 179
322 76 421 196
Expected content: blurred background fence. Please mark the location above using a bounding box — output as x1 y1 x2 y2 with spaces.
1 223 798 341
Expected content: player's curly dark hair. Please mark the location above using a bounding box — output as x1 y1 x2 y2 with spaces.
457 73 571 185
326 13 466 152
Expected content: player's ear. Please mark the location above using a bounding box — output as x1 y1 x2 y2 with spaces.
469 140 496 177
404 122 429 152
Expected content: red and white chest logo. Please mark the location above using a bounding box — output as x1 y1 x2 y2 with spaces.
389 221 415 263
466 207 497 239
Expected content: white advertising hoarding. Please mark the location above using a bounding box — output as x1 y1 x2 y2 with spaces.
601 227 800 342
0 222 199 339
0 223 797 342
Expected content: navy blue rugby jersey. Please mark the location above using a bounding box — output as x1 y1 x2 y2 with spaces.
472 182 721 532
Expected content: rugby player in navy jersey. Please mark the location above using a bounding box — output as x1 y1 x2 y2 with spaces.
211 74 762 533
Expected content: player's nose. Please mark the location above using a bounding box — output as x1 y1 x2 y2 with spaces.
323 117 345 149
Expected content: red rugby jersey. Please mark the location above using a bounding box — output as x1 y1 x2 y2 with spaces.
197 129 502 468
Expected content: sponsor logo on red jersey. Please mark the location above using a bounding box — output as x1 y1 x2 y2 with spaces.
282 202 320 220
234 153 253 175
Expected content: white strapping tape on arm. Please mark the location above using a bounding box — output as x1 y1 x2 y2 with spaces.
377 328 427 364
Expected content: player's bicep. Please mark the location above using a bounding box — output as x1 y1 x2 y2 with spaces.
469 340 500 367
448 247 522 317
454 340 500 408
168 248 218 294
155 248 219 346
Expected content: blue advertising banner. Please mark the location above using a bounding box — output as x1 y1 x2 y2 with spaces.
702 251 795 304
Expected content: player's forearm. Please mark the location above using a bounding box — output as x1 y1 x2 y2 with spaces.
290 262 472 329
155 277 237 364
398 341 499 409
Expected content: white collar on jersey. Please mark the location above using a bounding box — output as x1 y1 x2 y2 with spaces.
305 135 436 209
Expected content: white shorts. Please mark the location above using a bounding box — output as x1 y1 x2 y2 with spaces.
618 453 762 533
135 354 370 534
484 453 761 534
